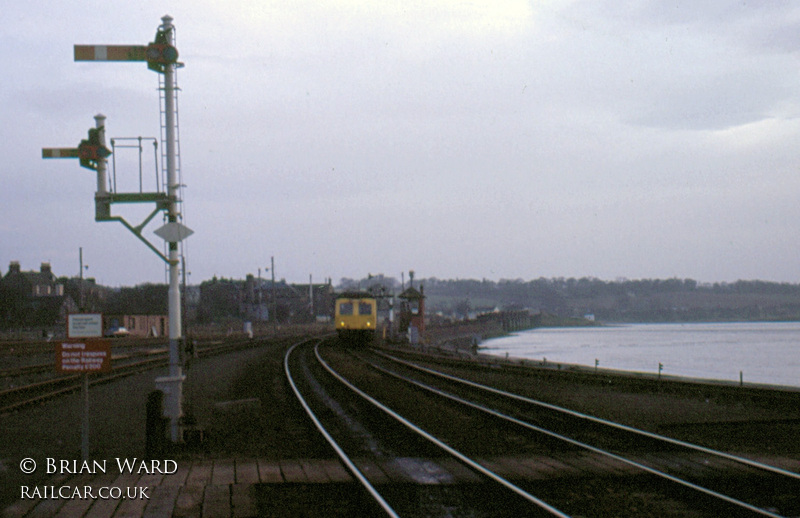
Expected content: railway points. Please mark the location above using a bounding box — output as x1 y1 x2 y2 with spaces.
2 330 799 516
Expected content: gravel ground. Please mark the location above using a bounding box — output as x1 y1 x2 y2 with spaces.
384 345 800 456
0 337 316 507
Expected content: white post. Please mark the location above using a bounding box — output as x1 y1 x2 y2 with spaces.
81 373 89 461
93 114 112 222
160 14 184 443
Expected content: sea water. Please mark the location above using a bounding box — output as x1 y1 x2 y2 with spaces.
480 322 800 388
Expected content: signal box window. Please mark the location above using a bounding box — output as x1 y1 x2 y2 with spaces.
358 303 373 315
339 302 354 315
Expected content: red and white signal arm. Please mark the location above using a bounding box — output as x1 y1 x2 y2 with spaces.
74 45 147 62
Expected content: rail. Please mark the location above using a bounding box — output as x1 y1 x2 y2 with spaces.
369 350 795 517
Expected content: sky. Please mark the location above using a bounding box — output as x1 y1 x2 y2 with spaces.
3 1 800 287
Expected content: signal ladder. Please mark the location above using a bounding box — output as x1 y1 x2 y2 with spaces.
158 50 188 282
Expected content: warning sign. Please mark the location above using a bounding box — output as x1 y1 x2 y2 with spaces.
57 340 111 373
67 313 103 338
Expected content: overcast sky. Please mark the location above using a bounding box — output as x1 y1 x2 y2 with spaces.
3 1 800 286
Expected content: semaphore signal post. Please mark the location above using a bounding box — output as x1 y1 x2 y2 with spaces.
43 16 192 444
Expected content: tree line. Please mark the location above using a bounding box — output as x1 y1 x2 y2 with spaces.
344 276 800 323
4 274 800 331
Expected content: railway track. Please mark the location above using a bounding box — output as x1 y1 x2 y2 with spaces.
285 339 571 517
347 347 800 517
285 340 799 517
0 342 170 384
0 338 272 415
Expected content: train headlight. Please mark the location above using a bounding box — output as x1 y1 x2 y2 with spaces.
339 321 345 327
366 322 371 327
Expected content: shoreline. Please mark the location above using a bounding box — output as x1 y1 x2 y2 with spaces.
428 320 800 392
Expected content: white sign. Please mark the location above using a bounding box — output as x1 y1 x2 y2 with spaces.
68 313 103 338
154 222 194 242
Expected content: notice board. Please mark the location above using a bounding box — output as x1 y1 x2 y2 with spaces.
57 339 111 373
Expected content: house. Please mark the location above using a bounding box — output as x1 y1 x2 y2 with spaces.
0 261 76 329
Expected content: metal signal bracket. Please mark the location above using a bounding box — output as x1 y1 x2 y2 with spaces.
46 16 190 444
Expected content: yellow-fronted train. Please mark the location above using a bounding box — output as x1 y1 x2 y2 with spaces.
334 291 377 345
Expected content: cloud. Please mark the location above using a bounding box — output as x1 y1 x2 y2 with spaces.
5 1 800 284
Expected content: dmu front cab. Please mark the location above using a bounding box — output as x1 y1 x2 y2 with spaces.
334 292 377 345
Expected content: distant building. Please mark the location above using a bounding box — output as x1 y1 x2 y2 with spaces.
0 261 75 329
398 285 426 344
104 314 168 338
3 261 64 296
200 275 336 325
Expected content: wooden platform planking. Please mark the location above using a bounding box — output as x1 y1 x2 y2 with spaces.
161 463 190 486
114 471 166 518
210 459 235 486
26 472 94 518
172 484 205 518
184 460 213 487
110 491 149 518
256 459 283 483
6 471 77 518
277 460 307 482
54 471 120 518
378 458 419 483
300 459 332 483
352 458 391 485
1 454 682 518
83 472 142 518
141 485 181 518
200 485 230 518
319 459 353 482
234 459 260 485
230 484 258 518
2 498 36 518
23 495 66 518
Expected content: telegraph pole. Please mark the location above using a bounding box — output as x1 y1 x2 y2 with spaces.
271 256 277 332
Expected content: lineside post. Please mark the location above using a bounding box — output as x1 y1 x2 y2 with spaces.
154 15 185 444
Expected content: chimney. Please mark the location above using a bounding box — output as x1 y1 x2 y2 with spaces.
41 262 52 275
9 261 21 274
